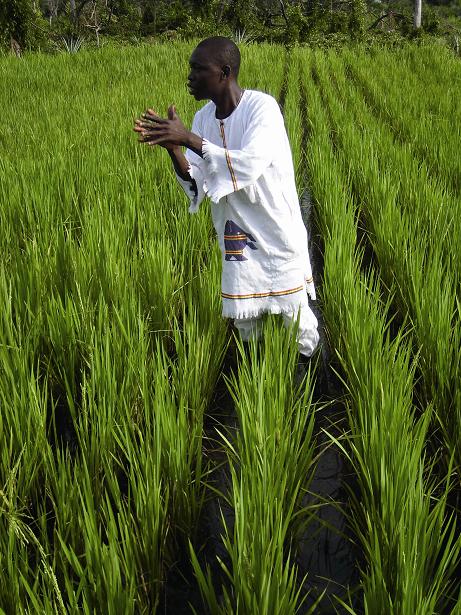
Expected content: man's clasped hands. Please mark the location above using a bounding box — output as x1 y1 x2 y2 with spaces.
133 105 189 151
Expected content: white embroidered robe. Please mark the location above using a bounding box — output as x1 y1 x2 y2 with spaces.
176 89 316 320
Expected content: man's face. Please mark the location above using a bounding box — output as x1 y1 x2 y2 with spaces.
187 47 223 101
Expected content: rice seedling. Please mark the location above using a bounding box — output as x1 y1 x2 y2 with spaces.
314 49 461 480
342 47 461 197
300 48 461 613
1 40 460 613
0 42 231 611
191 320 319 614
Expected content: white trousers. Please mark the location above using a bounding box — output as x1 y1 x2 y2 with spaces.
234 301 320 357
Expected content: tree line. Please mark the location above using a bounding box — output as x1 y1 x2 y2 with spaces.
1 0 458 52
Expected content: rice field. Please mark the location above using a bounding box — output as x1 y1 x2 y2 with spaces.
1 41 461 614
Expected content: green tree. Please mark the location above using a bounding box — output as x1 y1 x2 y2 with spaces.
225 0 261 32
0 0 44 48
349 0 367 36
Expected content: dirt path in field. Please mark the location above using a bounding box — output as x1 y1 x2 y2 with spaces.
295 192 361 613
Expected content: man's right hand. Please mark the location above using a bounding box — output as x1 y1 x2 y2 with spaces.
134 104 203 159
133 105 200 184
133 106 178 152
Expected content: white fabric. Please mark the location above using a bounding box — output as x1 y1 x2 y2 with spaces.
234 295 319 358
176 89 316 320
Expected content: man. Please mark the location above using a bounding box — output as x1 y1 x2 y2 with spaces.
134 36 319 358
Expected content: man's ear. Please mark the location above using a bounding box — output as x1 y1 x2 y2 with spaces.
222 65 231 78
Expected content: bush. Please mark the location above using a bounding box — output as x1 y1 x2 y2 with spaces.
422 7 441 33
176 15 233 40
0 0 47 50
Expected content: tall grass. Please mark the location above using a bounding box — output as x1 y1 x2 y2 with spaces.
0 42 229 611
1 41 460 612
300 47 461 614
316 49 461 480
191 322 318 614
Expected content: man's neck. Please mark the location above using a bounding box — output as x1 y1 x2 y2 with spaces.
213 83 245 120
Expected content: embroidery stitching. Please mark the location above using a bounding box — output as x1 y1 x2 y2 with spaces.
219 121 238 191
222 285 304 300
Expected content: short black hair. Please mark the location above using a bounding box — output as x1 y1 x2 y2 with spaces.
196 36 241 77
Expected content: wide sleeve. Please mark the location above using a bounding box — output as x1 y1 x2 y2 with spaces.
201 95 284 203
175 112 208 214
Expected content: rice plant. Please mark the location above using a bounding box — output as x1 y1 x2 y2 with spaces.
191 320 319 614
342 47 461 197
0 42 230 611
1 40 461 613
315 48 461 481
300 48 461 614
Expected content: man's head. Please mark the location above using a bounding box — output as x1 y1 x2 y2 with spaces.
187 37 241 101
